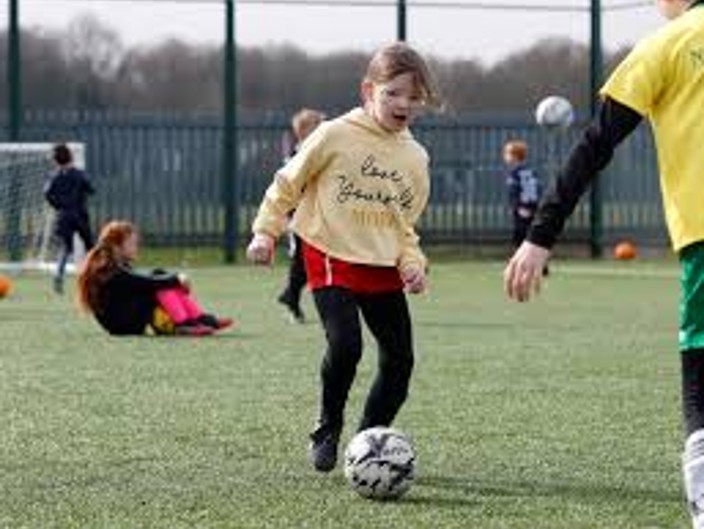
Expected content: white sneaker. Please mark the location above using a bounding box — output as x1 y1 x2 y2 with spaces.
693 514 704 529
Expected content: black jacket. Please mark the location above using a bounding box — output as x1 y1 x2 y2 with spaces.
44 167 95 217
94 264 181 335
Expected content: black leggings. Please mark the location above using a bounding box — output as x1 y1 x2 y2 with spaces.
55 213 94 280
682 350 704 436
312 287 414 436
279 234 307 307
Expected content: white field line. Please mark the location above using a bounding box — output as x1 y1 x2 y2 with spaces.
550 263 679 279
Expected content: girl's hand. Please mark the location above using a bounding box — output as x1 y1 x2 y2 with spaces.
177 272 191 291
247 233 275 265
402 266 427 294
503 240 551 302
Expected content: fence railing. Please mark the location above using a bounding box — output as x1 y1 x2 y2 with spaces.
1 110 665 252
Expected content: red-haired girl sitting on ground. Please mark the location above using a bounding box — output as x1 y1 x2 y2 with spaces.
78 220 232 336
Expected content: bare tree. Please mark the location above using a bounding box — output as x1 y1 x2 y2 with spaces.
118 40 221 111
0 18 632 117
58 14 125 108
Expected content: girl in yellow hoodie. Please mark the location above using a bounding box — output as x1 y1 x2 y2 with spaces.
248 42 437 472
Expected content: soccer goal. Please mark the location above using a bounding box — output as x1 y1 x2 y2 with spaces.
0 142 87 273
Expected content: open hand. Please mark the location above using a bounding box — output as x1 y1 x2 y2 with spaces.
503 241 551 302
177 272 191 291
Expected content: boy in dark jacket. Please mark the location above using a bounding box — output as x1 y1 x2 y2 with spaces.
44 144 95 294
502 140 542 247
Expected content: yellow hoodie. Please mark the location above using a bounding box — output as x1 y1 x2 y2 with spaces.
252 108 430 274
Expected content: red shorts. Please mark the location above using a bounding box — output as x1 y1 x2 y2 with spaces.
302 241 403 294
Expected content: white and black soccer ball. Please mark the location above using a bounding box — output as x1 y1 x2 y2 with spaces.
535 95 575 129
343 427 415 500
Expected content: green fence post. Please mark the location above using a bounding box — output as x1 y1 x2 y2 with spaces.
223 0 238 263
589 0 603 258
8 0 21 142
6 0 23 261
397 0 406 41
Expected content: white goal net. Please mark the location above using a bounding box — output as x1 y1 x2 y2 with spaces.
0 142 87 273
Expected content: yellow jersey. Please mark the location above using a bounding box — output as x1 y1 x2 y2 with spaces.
601 5 704 251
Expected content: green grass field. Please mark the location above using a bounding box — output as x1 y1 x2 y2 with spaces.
0 260 691 528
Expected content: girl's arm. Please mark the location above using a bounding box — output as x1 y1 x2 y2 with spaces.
117 265 182 294
252 125 330 239
397 158 431 277
398 225 427 277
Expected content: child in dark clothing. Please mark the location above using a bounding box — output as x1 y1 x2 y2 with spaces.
77 220 232 336
44 144 95 294
502 140 543 247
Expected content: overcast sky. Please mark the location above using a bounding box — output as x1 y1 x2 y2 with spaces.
5 1 664 64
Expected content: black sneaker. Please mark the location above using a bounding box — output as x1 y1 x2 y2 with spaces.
309 429 340 473
277 293 305 324
53 276 64 295
197 313 235 331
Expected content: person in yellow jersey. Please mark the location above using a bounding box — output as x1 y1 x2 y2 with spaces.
247 42 438 473
502 1 704 526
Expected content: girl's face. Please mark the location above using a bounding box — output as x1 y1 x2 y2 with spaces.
120 232 139 261
656 0 689 19
363 72 424 133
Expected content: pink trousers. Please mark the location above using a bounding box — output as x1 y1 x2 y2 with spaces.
156 287 204 324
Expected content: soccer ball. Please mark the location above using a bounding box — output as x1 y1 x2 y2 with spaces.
151 306 176 335
535 95 575 129
343 427 415 500
0 274 12 299
613 240 637 260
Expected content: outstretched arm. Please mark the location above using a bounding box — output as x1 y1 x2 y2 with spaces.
504 96 643 302
118 265 182 295
398 161 431 294
251 125 329 239
248 124 330 264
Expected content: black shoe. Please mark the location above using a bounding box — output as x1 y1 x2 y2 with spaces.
278 293 305 324
309 428 340 472
197 313 235 331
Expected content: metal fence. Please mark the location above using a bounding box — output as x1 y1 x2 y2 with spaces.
1 110 665 252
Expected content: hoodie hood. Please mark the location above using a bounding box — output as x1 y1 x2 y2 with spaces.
341 107 414 140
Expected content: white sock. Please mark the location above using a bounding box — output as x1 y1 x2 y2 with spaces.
684 429 704 526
